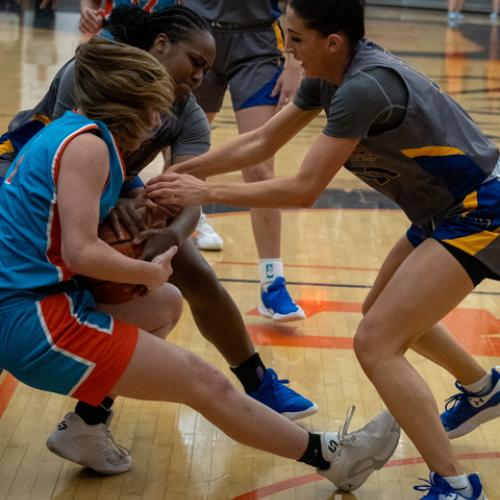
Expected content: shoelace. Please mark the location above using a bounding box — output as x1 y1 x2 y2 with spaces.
444 381 478 412
413 476 457 498
261 370 290 393
267 279 294 302
104 429 131 459
336 405 356 447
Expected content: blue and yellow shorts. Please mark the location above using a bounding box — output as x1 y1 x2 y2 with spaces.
194 22 284 113
407 172 500 286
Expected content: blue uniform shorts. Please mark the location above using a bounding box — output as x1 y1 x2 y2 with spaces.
0 290 138 405
407 174 500 285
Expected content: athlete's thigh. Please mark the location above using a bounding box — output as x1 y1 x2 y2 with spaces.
363 234 415 314
235 104 276 133
112 329 223 404
193 68 227 114
361 238 473 349
96 283 180 333
193 30 230 114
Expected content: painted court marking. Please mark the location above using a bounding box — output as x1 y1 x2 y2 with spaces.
232 452 500 499
246 300 500 357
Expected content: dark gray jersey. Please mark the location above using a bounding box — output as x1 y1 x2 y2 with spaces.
5 59 210 178
181 0 280 24
294 39 499 225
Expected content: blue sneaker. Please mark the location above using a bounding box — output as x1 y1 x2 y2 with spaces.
414 472 486 499
259 277 305 321
440 367 500 438
249 368 318 420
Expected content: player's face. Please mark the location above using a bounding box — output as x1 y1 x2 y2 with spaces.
284 6 334 79
121 109 161 152
156 31 215 99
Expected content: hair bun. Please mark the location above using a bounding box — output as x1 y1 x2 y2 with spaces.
106 6 151 50
108 5 149 27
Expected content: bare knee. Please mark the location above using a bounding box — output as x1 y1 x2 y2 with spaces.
184 357 235 409
242 161 274 183
150 284 183 338
353 317 388 377
354 316 409 377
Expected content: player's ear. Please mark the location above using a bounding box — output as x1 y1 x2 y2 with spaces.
152 33 172 57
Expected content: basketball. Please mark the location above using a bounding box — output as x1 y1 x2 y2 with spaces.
77 217 147 304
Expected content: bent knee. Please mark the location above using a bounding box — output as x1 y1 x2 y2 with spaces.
149 284 183 336
187 360 235 408
242 162 274 183
353 318 388 373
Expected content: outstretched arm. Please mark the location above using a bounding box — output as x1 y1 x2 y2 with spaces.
146 134 360 209
163 104 320 179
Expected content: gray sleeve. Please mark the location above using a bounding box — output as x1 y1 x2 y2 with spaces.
52 60 78 119
324 67 408 138
171 95 211 160
293 78 324 110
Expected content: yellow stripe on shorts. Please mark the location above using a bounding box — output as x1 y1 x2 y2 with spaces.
273 21 284 52
461 191 478 218
0 140 14 156
443 229 500 256
401 146 465 158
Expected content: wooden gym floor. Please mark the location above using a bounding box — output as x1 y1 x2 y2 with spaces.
0 4 499 499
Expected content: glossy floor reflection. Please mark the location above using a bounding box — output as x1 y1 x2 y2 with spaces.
0 4 499 500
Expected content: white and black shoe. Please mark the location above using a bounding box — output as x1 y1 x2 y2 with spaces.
46 412 131 475
319 406 401 491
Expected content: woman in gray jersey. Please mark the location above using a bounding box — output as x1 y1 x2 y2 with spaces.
182 0 306 322
146 1 500 498
0 5 317 475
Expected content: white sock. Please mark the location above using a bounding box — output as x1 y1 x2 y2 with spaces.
443 473 473 497
463 370 493 395
260 259 283 289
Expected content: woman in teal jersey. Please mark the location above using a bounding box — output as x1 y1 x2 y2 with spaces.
146 1 500 498
0 36 400 491
0 5 318 473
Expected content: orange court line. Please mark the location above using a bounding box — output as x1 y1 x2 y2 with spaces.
0 373 18 418
232 452 500 499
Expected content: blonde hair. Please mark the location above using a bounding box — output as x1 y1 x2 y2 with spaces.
74 37 174 146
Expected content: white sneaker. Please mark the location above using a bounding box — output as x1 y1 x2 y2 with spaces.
319 406 401 491
193 212 223 251
46 412 131 475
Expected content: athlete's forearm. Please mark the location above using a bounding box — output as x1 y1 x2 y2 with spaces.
206 176 315 209
172 129 275 178
63 238 160 285
167 206 201 243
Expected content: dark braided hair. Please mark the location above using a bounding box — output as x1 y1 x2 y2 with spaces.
104 5 211 51
289 0 364 48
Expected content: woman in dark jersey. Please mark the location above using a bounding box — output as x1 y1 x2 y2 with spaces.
146 1 500 498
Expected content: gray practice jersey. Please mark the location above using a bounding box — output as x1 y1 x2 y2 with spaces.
6 59 210 178
181 0 280 24
294 39 499 226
